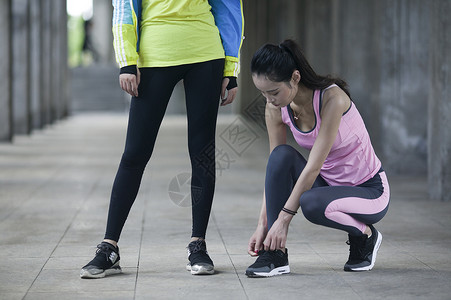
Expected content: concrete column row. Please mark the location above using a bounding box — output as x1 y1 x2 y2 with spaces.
0 0 68 142
0 0 12 141
428 0 451 201
239 0 450 201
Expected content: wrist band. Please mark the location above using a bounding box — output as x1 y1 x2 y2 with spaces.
226 76 237 90
282 207 297 216
120 65 137 75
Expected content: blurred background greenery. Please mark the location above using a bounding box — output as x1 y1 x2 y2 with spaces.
67 0 94 67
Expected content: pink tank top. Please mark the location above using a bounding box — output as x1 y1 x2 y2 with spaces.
281 85 381 186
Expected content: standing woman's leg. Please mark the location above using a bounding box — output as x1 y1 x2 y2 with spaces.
104 67 183 242
81 67 184 279
183 59 224 239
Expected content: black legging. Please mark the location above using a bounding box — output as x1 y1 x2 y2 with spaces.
104 59 225 242
265 145 389 236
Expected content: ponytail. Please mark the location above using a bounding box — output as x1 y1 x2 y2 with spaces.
251 39 350 97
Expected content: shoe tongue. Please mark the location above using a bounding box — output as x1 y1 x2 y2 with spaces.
189 240 206 253
257 250 274 262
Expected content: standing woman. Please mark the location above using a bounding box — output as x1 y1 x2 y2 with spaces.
80 0 244 278
246 39 389 277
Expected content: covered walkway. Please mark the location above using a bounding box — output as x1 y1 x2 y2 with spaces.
0 110 450 299
0 1 450 299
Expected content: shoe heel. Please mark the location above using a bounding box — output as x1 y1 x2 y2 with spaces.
369 231 383 270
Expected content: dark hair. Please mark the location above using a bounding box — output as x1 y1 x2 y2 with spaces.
251 39 350 97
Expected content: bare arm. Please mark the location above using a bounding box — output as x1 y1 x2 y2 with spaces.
265 103 287 152
248 103 286 255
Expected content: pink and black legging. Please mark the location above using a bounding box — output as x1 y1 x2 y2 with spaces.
265 144 390 236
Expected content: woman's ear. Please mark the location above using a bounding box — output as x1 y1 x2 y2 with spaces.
291 70 301 85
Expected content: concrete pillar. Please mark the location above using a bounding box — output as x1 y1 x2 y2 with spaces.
50 0 68 120
29 0 43 129
50 0 59 122
238 0 265 115
0 0 68 141
92 0 114 64
428 0 451 201
377 0 429 174
333 1 382 157
302 0 335 74
0 0 12 141
40 0 52 126
59 0 69 118
12 0 31 135
238 0 301 119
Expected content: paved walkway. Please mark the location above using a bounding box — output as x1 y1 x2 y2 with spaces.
1 112 450 300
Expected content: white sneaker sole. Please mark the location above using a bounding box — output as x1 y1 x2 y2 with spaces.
249 265 291 277
80 263 122 279
350 231 383 271
186 263 214 275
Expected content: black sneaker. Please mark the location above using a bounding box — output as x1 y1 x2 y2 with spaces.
80 242 122 279
344 225 382 272
186 240 214 275
245 249 290 278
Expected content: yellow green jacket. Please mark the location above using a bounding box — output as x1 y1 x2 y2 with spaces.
112 0 244 77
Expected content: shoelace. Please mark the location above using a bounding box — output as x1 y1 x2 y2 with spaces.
189 240 206 254
255 250 279 264
96 243 114 260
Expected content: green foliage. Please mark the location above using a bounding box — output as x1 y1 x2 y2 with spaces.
67 15 85 67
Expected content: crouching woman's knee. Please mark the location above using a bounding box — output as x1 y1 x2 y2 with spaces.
267 144 298 173
299 191 324 225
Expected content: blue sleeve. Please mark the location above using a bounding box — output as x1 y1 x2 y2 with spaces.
209 0 244 59
112 0 141 51
112 0 134 26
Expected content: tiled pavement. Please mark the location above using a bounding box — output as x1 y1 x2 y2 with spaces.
1 112 450 300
